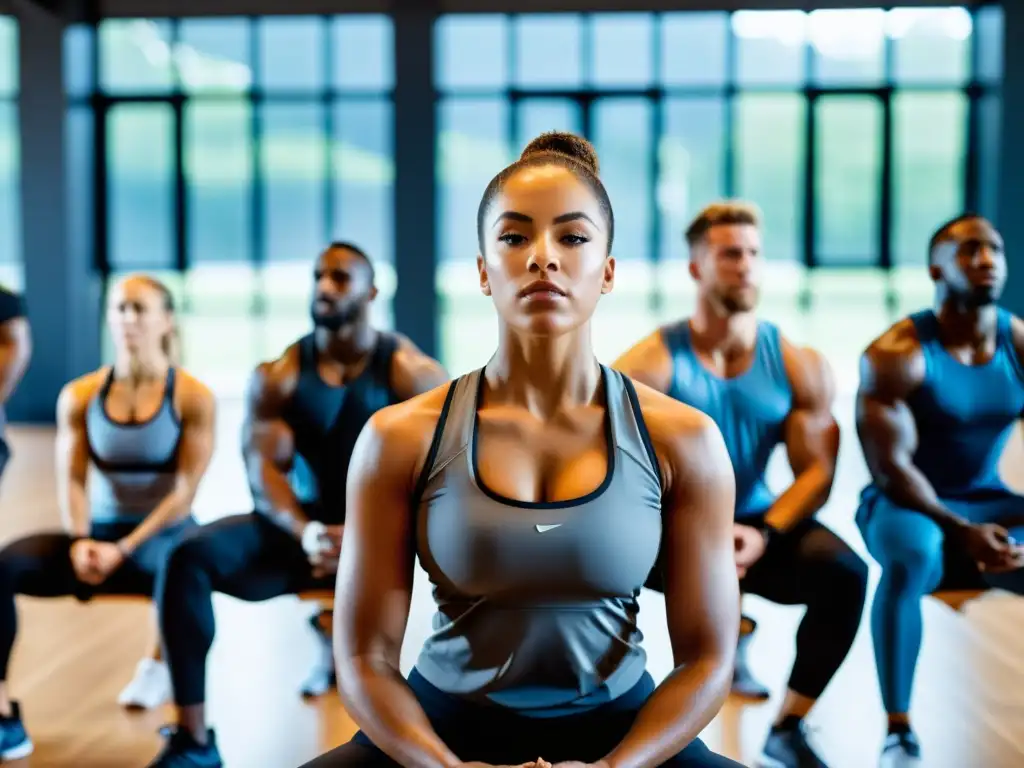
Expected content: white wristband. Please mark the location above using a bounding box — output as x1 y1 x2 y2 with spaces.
301 520 327 557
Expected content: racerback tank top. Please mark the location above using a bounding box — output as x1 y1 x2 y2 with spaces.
661 320 792 518
413 365 663 717
86 367 182 524
901 308 1024 498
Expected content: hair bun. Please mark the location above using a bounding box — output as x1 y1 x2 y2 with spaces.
520 131 600 175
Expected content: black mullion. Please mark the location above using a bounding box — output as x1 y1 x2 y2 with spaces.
723 12 737 197
507 14 518 152
250 16 265 317
648 14 663 317
963 8 982 213
323 15 335 244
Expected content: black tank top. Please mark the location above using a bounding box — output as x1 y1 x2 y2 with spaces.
283 331 399 524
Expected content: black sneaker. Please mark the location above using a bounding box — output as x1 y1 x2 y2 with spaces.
147 727 223 767
880 730 921 766
300 610 337 698
757 721 829 767
0 702 33 760
732 617 770 700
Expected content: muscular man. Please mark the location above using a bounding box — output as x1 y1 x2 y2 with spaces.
148 243 449 768
615 202 867 768
0 286 31 479
856 213 1024 766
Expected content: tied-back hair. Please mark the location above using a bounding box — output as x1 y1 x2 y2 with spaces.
476 131 615 252
132 274 181 367
684 200 762 252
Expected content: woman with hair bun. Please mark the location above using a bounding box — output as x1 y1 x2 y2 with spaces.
307 133 742 767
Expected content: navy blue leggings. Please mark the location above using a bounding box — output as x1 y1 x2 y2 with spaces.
301 669 742 767
857 488 1024 714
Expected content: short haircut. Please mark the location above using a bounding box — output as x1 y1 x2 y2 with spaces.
326 241 375 283
684 201 762 250
927 212 984 262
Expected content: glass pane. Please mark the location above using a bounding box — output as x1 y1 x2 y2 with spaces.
434 15 508 91
260 102 327 261
888 8 971 85
99 19 175 94
733 11 807 86
333 99 395 332
107 104 175 269
64 24 94 98
814 97 882 266
257 17 324 91
660 13 728 87
185 101 253 265
659 97 726 268
437 97 511 263
515 99 582 154
333 16 393 90
437 97 510 376
514 15 583 89
975 6 1004 85
590 13 654 88
809 9 885 85
178 18 252 95
0 17 15 97
0 102 19 270
592 99 655 363
734 93 806 263
977 95 1001 222
892 92 966 266
66 105 94 277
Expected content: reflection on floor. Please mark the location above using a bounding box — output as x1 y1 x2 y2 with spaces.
1 394 1022 767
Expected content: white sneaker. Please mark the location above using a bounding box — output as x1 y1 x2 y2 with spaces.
117 658 172 710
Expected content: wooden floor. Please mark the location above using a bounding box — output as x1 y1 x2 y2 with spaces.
1 398 1023 768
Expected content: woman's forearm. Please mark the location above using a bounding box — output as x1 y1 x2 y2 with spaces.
339 659 461 768
602 655 733 768
59 482 90 538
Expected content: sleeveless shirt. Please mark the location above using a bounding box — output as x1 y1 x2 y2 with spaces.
283 331 399 524
661 320 792 518
413 365 663 716
86 367 182 524
899 308 1024 499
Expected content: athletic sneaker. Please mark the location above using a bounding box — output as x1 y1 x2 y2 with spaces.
879 730 922 766
118 658 173 710
300 610 337 698
757 720 829 767
147 727 222 768
0 702 33 761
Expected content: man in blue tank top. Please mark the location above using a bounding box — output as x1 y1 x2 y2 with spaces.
148 243 449 768
856 213 1024 766
615 201 868 768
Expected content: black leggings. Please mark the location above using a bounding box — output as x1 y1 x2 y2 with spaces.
157 513 333 706
648 515 868 699
302 669 742 767
0 516 197 679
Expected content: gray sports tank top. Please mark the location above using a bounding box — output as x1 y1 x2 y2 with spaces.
413 365 664 717
85 367 182 524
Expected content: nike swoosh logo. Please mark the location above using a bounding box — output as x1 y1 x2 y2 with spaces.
535 524 562 533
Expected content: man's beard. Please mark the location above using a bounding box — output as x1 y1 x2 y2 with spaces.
311 303 361 331
718 288 758 314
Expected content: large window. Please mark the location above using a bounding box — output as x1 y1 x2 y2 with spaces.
0 17 19 291
67 17 395 393
435 8 1003 383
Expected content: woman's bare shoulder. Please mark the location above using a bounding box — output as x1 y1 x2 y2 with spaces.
357 381 456 485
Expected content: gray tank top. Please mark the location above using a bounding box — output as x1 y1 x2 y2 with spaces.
413 365 664 716
85 367 182 524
